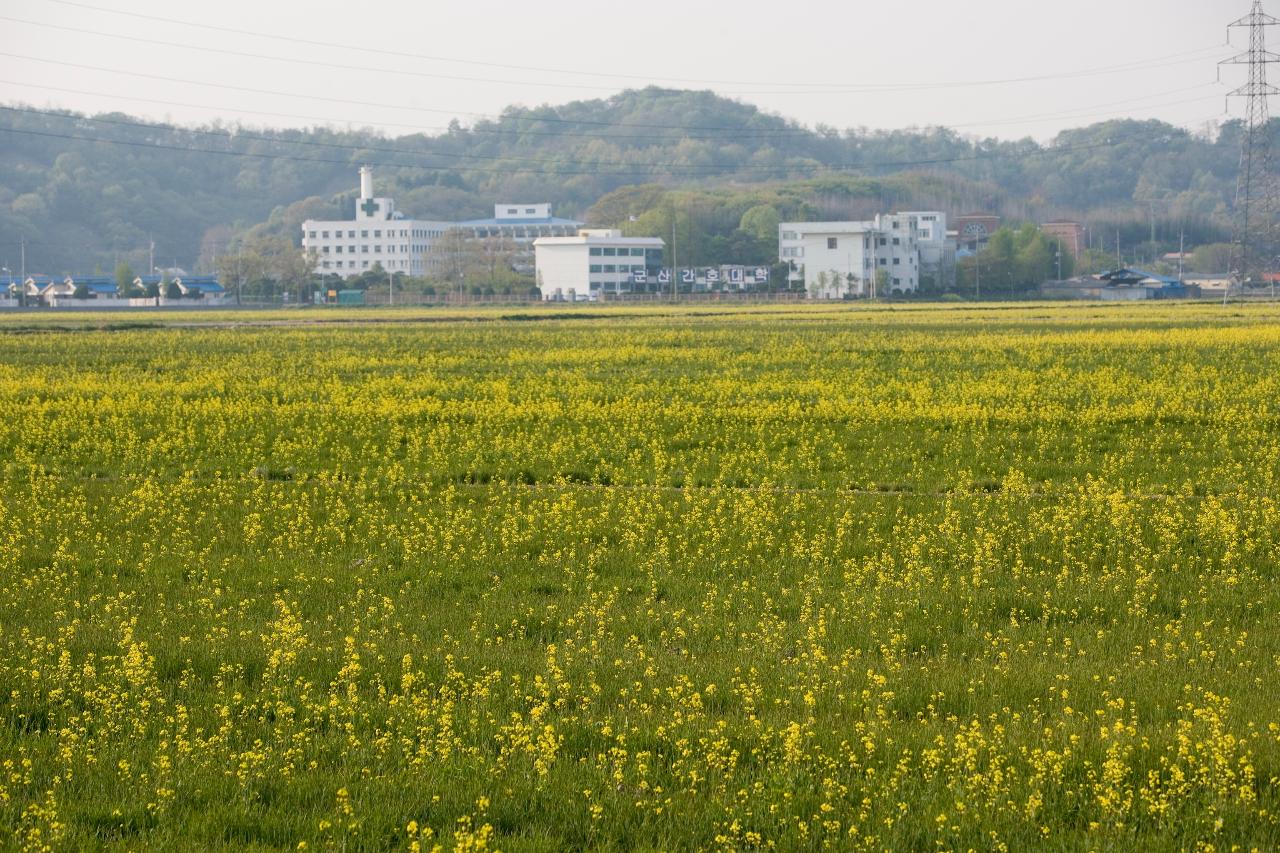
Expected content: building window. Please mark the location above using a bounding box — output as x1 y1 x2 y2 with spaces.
362 261 369 269
827 238 838 249
893 278 901 286
893 258 901 265
526 208 536 214
878 238 887 246
347 231 355 238
308 231 317 239
335 246 343 254
322 231 329 238
893 237 900 245
878 258 886 266
590 265 603 273
361 230 369 238
374 230 382 238
322 261 330 269
603 265 616 273
322 246 330 254
375 246 382 253
782 231 797 240
603 248 617 256
590 248 603 256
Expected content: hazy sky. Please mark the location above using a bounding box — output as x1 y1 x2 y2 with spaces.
0 0 1261 141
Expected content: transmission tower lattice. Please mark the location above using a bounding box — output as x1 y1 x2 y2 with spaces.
1222 1 1280 286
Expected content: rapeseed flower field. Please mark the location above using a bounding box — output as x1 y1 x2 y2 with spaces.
2 302 1280 850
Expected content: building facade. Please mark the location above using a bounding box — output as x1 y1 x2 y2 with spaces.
954 213 1002 252
778 213 935 298
534 230 665 301
1041 221 1087 259
301 167 454 277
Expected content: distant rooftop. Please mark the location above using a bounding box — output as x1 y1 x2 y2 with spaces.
456 216 584 228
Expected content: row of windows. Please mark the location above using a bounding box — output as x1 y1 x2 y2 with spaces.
824 237 876 250
308 228 445 240
320 260 422 271
320 245 428 255
589 265 647 274
588 247 654 257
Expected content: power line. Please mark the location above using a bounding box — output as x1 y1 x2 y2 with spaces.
28 0 1235 94
0 50 1231 142
0 86 1226 177
0 78 1225 143
0 51 819 134
0 117 1219 180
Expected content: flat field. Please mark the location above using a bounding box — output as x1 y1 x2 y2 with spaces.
3 302 1280 851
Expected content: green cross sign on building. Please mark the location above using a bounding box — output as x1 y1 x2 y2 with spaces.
360 198 380 217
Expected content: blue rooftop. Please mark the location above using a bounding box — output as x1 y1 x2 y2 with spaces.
455 217 584 228
184 282 225 294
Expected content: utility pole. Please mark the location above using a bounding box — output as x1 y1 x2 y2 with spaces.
1148 200 1157 254
670 208 678 302
1221 0 1279 290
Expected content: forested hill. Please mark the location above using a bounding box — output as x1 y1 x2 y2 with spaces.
0 87 1268 273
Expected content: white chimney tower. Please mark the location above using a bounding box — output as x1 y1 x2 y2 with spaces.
359 166 373 200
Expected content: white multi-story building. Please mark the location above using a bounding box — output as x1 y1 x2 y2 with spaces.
898 211 954 288
301 167 454 277
779 212 944 297
534 230 665 301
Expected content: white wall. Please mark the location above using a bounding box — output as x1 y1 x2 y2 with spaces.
536 243 591 300
799 231 875 298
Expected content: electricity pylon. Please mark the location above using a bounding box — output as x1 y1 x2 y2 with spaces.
1222 1 1279 289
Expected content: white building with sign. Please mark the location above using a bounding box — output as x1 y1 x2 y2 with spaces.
534 230 665 301
301 167 456 277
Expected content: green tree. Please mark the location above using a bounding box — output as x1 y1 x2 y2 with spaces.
739 205 781 243
114 261 135 295
1191 243 1235 274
